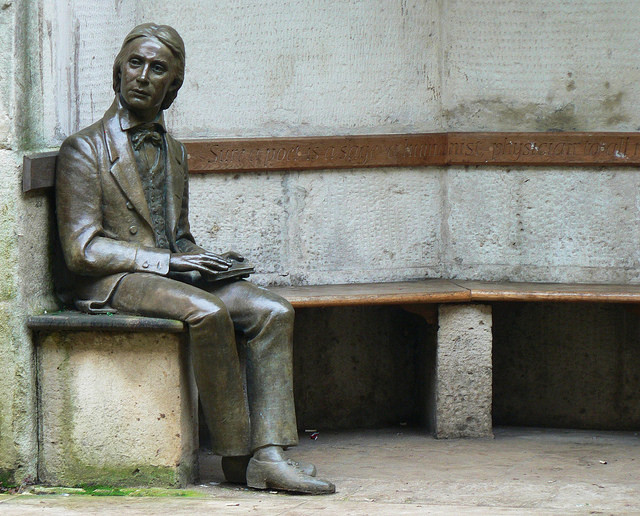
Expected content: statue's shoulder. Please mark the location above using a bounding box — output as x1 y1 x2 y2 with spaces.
60 119 105 156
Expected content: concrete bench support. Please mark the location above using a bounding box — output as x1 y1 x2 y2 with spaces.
36 329 197 487
435 304 493 439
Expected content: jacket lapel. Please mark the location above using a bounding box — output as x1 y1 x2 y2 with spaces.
102 102 153 227
164 136 185 237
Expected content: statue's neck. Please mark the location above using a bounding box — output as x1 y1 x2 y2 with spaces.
118 94 162 124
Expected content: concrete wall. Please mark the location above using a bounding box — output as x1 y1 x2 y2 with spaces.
493 302 640 430
0 0 57 486
3 0 640 483
293 307 433 430
442 1 640 132
29 0 640 287
440 0 640 283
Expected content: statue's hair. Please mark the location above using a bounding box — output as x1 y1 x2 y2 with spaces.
112 23 185 110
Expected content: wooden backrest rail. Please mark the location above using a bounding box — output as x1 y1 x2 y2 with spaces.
23 131 640 193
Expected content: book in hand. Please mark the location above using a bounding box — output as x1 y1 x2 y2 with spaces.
202 259 255 282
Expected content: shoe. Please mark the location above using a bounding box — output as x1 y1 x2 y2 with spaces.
223 456 317 484
286 458 317 477
246 457 335 494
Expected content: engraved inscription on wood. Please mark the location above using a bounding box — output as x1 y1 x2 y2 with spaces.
185 132 640 173
185 134 448 173
22 132 640 192
448 133 640 166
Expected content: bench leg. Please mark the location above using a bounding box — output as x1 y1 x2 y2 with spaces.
435 304 493 439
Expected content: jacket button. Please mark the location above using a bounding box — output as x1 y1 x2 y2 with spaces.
142 261 149 269
129 225 138 234
126 201 134 210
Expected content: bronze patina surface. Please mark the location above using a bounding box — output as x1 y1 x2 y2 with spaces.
54 23 334 495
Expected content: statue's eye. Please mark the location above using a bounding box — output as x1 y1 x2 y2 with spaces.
152 63 167 74
129 57 142 67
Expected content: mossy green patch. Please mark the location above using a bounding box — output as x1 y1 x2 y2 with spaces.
0 200 18 302
86 486 201 497
0 468 17 490
31 485 202 497
43 463 192 489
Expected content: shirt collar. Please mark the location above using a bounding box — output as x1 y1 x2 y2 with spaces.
117 96 166 133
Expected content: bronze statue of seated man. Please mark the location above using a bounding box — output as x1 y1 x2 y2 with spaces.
55 22 334 495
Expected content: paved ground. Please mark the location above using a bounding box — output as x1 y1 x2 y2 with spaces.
1 427 639 514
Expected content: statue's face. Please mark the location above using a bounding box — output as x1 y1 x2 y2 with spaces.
119 37 176 119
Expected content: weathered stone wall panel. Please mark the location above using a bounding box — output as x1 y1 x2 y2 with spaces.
137 1 442 138
443 0 640 131
39 0 138 143
444 166 640 283
278 167 444 285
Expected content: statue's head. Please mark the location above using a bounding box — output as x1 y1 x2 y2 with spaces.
113 23 185 114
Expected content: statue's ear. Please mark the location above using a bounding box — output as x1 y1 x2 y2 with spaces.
113 69 122 94
172 73 183 90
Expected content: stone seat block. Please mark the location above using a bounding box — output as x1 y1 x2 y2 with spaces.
32 314 197 487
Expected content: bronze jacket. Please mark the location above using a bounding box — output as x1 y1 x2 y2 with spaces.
56 99 203 312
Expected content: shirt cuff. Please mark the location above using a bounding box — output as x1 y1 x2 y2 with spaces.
134 247 171 275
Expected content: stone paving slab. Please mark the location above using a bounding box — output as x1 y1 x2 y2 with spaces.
0 496 582 515
2 427 639 514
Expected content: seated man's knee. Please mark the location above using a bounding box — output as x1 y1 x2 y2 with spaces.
186 295 231 326
264 297 295 326
244 293 295 332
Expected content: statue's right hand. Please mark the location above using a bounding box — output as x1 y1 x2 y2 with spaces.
169 252 233 274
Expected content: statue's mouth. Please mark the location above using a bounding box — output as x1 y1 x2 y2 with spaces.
131 89 150 97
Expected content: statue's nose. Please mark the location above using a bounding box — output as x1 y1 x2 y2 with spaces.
137 64 150 83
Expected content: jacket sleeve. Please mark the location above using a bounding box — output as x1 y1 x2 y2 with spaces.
174 142 207 254
56 133 171 276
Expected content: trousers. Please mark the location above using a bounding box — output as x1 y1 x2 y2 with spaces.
110 273 298 456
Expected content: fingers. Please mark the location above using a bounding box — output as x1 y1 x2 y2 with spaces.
191 262 226 274
202 252 233 268
196 258 231 271
170 252 236 274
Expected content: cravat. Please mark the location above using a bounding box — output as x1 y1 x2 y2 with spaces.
130 123 163 151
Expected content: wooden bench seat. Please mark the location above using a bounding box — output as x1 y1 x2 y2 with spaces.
270 279 469 307
270 279 640 306
456 280 640 303
27 279 640 331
